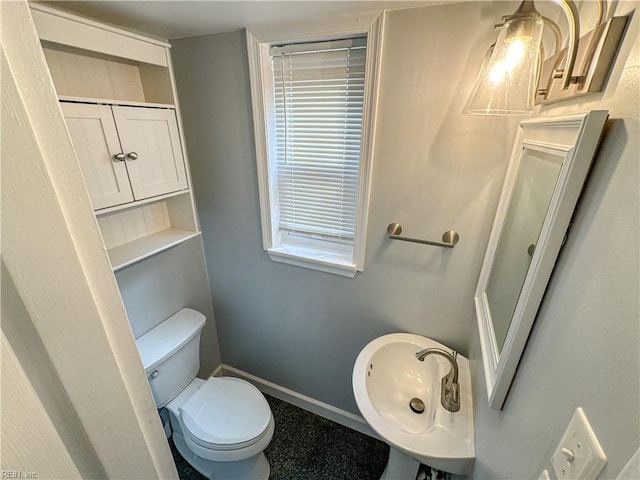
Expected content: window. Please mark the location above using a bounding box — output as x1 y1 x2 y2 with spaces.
272 39 365 247
247 15 383 277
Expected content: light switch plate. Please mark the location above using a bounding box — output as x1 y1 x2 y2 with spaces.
552 408 606 479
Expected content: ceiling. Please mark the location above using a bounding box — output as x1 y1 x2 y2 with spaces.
37 1 450 40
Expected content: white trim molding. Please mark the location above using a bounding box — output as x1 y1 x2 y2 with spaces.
246 12 385 277
249 11 383 45
220 365 379 440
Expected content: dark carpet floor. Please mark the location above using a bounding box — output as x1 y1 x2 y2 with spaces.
170 394 389 479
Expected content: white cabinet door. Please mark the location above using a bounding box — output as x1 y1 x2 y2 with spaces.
61 102 134 209
112 106 188 200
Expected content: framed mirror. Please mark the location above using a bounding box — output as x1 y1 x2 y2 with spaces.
475 111 608 410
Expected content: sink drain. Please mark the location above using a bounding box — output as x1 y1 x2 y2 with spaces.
409 397 425 414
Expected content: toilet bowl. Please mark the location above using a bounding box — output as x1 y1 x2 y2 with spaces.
135 308 274 480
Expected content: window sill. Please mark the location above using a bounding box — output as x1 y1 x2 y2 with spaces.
267 246 358 278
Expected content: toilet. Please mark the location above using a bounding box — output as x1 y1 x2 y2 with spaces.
135 308 274 480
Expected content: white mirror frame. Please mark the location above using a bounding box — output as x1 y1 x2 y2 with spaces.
475 111 609 410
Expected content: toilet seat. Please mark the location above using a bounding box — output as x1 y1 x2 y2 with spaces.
180 377 272 451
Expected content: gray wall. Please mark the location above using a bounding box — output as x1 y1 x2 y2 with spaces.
469 1 640 478
171 1 517 415
116 236 221 377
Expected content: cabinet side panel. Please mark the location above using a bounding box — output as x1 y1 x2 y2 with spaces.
166 193 198 232
139 63 175 105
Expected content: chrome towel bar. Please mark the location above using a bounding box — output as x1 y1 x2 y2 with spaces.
387 223 459 249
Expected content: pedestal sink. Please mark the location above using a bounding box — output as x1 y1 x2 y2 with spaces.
353 333 474 477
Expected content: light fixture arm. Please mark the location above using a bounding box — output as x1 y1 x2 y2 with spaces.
541 16 563 56
552 0 580 89
595 0 606 27
541 0 605 70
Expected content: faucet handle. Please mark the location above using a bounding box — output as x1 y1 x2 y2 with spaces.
449 382 459 405
440 377 461 412
443 350 459 387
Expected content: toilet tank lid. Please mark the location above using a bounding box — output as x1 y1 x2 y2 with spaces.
135 308 206 372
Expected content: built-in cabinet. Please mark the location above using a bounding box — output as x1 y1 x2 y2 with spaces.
61 102 187 210
31 4 200 271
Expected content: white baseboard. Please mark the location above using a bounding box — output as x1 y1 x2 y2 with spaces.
214 364 379 440
210 363 224 378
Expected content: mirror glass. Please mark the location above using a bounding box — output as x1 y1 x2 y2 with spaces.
486 148 563 353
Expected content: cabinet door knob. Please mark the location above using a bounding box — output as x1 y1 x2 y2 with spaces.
126 152 138 160
113 152 126 162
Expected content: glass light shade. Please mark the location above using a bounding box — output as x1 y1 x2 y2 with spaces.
463 14 544 116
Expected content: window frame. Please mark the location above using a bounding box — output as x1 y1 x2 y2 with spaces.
246 12 385 277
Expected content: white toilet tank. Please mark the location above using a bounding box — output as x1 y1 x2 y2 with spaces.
135 308 206 407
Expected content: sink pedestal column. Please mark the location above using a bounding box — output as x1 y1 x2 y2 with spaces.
381 447 420 480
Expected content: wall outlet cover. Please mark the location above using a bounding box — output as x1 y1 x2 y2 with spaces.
551 407 606 480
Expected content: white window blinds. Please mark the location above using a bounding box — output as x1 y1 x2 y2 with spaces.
271 38 366 243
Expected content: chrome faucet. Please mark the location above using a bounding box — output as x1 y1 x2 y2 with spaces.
415 348 460 412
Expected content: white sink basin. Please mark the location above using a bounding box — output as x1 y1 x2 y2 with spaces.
353 333 474 475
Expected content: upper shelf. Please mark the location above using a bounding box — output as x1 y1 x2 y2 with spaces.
33 1 176 107
41 42 175 105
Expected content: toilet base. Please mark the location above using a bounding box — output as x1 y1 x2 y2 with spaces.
173 431 270 480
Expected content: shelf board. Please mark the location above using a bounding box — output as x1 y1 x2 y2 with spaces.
95 189 190 216
59 95 175 110
109 228 200 271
